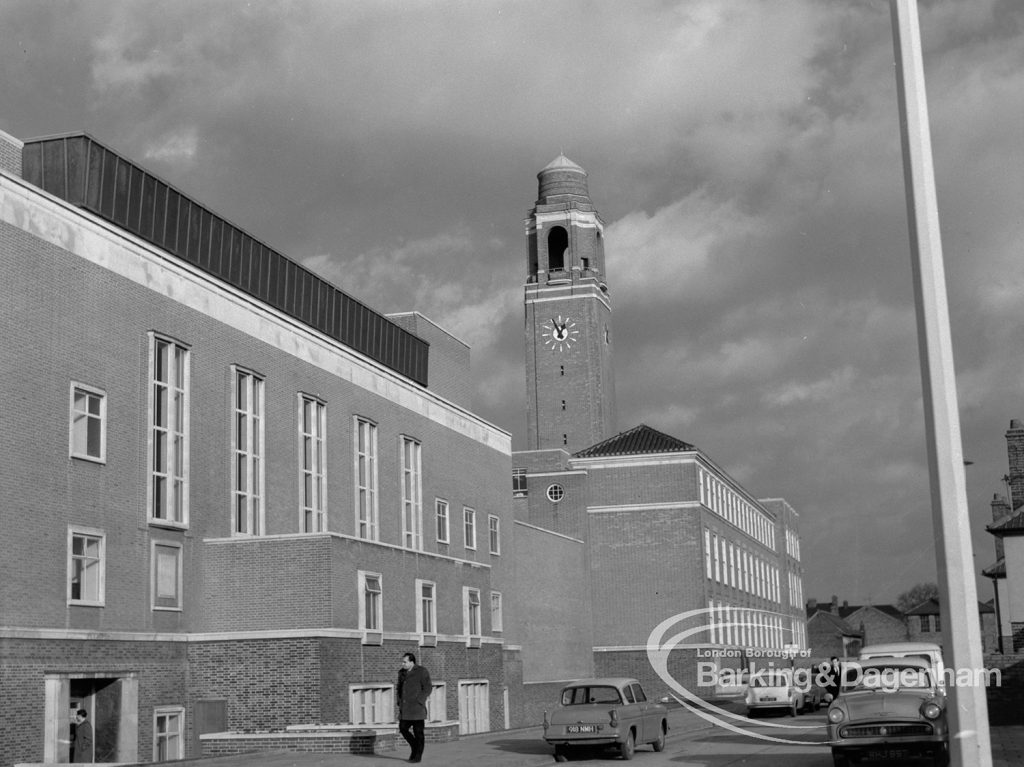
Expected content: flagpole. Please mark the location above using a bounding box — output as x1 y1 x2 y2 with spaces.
888 1 991 764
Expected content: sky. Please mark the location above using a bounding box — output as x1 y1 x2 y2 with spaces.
2 0 1022 609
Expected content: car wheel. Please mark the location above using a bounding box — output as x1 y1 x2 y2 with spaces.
651 722 666 752
933 748 950 767
831 751 849 767
746 709 756 718
619 729 635 760
553 744 569 762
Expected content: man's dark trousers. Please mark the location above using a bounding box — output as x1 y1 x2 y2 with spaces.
399 718 425 761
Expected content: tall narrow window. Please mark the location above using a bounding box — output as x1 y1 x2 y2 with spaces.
149 335 189 525
359 571 382 631
417 579 436 636
355 418 379 540
490 591 503 633
488 515 500 555
463 507 476 550
68 527 105 605
232 369 264 536
153 707 184 760
70 383 106 462
401 436 423 549
464 587 481 637
300 396 327 532
512 468 527 497
435 499 450 544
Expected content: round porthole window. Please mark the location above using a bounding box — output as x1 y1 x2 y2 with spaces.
546 483 565 502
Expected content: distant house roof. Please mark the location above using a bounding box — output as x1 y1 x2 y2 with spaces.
905 597 994 615
988 509 1024 536
982 557 1006 578
807 610 863 638
574 424 696 458
806 602 903 622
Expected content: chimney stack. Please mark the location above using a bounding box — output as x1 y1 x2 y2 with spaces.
1005 419 1024 511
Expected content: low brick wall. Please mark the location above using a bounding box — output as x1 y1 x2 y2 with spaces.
200 722 460 757
201 730 397 756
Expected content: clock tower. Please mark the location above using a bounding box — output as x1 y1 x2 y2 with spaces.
524 155 616 452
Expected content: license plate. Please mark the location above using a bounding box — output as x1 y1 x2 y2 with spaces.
761 697 776 702
866 749 910 760
567 725 598 733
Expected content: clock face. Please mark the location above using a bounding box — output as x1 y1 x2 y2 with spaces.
542 315 580 352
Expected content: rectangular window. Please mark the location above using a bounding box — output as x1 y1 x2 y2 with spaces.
401 436 423 549
512 468 527 497
153 707 184 761
232 368 264 535
355 418 379 540
464 507 476 550
359 571 382 632
713 534 720 582
69 383 106 462
152 541 183 611
435 499 450 544
300 396 327 532
68 527 105 605
464 587 481 637
416 579 436 636
149 335 189 525
488 515 500 555
490 591 503 633
350 685 395 726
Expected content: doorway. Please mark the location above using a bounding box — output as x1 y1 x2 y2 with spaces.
44 673 138 763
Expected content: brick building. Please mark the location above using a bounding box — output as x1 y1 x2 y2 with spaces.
0 134 806 764
512 156 807 711
0 129 518 765
983 419 1024 653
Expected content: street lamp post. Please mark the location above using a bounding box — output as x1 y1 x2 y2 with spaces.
888 1 992 765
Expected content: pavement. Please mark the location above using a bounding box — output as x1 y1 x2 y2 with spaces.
110 707 1024 767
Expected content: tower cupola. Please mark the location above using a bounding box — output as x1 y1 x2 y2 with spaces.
537 155 591 205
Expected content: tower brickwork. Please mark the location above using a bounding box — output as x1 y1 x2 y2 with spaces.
524 156 616 453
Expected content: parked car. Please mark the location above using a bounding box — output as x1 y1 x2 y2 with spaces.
799 674 826 712
745 668 805 717
542 677 668 761
859 642 945 690
827 656 948 767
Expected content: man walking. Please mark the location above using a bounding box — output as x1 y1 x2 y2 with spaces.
397 652 432 763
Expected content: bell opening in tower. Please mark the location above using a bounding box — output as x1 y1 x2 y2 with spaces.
548 227 567 271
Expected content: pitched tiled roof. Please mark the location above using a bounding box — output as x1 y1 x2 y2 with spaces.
807 610 863 637
573 424 696 458
988 509 1024 535
904 597 994 614
807 603 903 622
983 557 1006 578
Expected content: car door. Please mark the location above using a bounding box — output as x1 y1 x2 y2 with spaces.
629 683 650 742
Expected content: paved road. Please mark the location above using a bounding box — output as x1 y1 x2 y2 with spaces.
559 707 834 766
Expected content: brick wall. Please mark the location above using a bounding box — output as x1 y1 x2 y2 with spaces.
0 128 22 175
589 507 704 647
512 522 592 684
0 636 186 767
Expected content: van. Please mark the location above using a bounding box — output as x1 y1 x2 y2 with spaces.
858 642 945 689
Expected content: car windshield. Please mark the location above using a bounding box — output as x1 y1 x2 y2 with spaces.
562 686 623 705
852 666 934 692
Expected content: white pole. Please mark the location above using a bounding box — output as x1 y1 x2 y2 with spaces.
889 1 992 765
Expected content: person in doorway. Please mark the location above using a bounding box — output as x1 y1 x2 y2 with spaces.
396 652 432 763
824 656 842 701
72 708 94 763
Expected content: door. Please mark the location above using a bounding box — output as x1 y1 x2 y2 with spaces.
457 681 489 734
